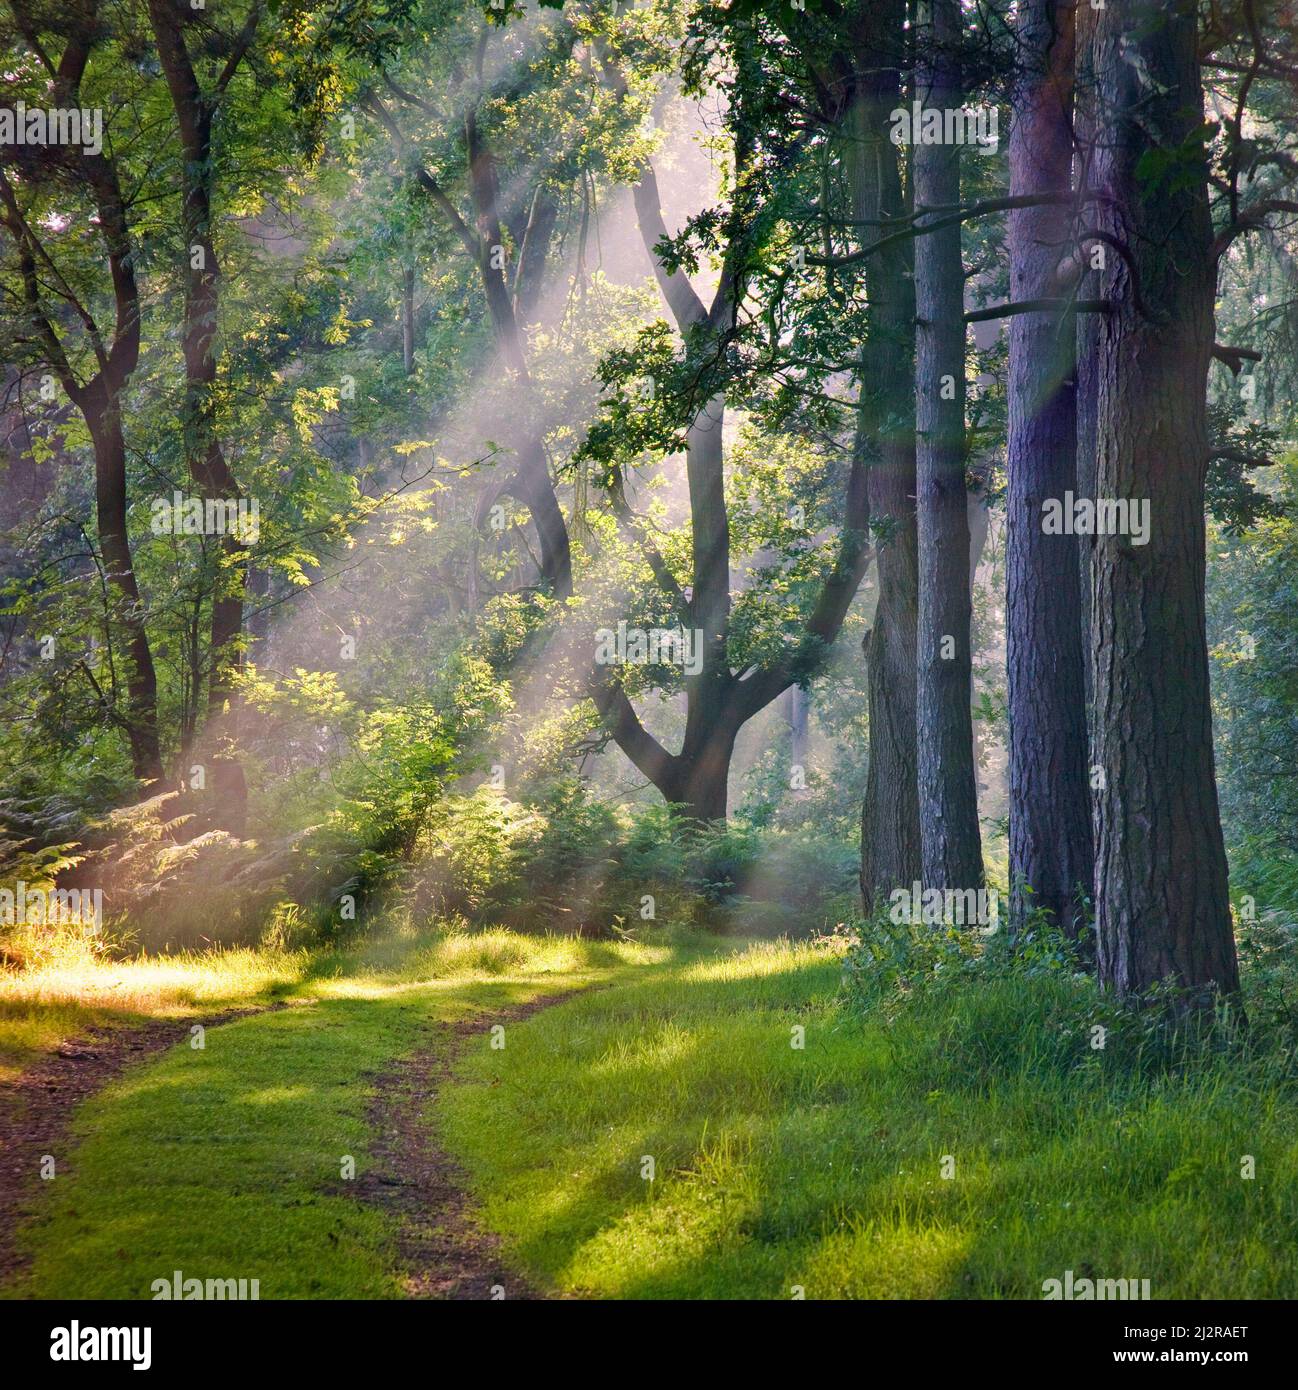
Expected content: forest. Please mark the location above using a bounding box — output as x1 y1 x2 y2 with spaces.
0 0 1296 1334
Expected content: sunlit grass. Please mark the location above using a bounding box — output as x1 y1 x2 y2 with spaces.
2 922 680 1299
0 944 307 1082
437 937 1298 1299
0 920 669 1081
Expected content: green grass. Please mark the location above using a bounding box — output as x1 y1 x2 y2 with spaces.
436 938 1298 1299
0 940 308 1082
2 924 669 1299
9 924 1297 1301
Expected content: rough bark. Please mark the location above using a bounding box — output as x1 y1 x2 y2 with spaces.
915 0 984 896
1081 0 1238 1001
1006 0 1093 938
846 0 922 903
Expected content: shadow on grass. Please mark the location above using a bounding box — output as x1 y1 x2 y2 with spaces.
3 976 573 1300
438 947 1298 1300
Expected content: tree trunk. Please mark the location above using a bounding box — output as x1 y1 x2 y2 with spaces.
514 187 558 320
1074 32 1101 740
1006 0 1093 939
787 684 809 799
848 2 922 905
402 263 415 374
1082 0 1238 1002
666 723 737 825
914 0 983 897
147 0 250 730
0 10 163 788
86 393 163 784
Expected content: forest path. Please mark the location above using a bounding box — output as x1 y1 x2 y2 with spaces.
0 1004 279 1289
352 988 580 1299
0 940 630 1300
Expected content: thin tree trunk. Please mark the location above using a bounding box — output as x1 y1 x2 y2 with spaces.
514 187 558 319
402 263 415 373
86 394 163 783
1006 0 1093 939
0 90 164 787
787 684 810 799
915 0 983 896
147 0 251 727
1082 0 1238 1002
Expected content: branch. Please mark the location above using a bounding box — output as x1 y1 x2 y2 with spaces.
1210 447 1271 468
1212 199 1298 262
586 673 675 789
606 466 691 619
964 298 1111 323
1212 343 1263 376
808 193 1114 269
363 92 481 260
595 47 708 332
215 0 263 96
0 167 98 395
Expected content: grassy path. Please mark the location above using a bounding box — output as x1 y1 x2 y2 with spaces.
0 928 673 1299
5 927 1296 1301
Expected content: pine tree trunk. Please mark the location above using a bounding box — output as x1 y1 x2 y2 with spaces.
849 0 922 905
1006 0 1093 939
1082 0 1238 1002
915 0 984 896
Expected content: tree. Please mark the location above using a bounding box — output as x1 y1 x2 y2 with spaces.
1079 0 1238 1000
360 4 595 602
580 17 876 821
842 0 922 900
0 0 163 784
1005 0 1092 939
915 0 984 896
146 0 262 726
